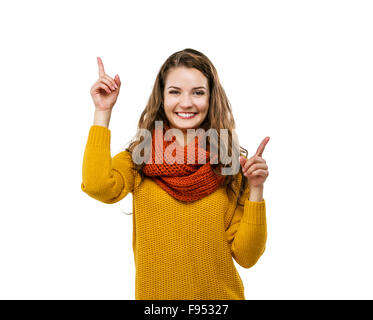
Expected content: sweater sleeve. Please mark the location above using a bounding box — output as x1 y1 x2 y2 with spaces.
81 125 136 204
225 184 267 269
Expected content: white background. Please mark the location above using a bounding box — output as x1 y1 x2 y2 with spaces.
0 0 372 299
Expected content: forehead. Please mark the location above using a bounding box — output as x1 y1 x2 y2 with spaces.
165 67 208 88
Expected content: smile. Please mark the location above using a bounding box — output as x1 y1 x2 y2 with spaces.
175 112 197 119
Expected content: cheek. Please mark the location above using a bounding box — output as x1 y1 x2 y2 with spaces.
198 100 209 115
164 98 177 112
164 107 174 118
163 99 173 112
194 94 207 104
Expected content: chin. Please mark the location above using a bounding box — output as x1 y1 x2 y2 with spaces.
172 121 200 131
171 114 200 130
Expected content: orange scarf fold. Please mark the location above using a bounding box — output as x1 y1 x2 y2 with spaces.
142 125 225 202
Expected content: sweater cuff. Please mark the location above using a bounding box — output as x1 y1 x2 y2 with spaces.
241 199 266 225
86 125 111 150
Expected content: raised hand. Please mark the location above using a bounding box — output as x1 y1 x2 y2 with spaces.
90 57 121 111
239 137 270 188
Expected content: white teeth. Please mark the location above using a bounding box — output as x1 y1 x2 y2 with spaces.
177 113 195 118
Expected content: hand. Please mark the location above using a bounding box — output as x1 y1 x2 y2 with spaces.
239 137 270 188
90 57 121 111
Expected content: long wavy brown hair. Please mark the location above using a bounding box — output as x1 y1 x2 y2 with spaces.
125 48 249 203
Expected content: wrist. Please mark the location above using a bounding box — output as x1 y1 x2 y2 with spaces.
93 109 112 128
248 185 264 202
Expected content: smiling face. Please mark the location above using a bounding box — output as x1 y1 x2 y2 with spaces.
163 67 209 139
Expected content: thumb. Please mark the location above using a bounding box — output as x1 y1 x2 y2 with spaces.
239 156 247 167
114 74 121 87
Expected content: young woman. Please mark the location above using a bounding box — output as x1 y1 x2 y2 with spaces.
81 48 270 300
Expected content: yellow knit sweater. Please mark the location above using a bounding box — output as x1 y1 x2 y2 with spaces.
81 125 267 300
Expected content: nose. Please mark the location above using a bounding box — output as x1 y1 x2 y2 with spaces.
179 93 193 108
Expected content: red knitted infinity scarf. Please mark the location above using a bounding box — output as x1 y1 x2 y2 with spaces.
142 124 225 202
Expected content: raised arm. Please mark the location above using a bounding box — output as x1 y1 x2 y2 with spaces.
225 174 267 268
81 57 135 203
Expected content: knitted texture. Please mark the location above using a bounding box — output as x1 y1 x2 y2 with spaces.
142 124 226 202
81 125 267 300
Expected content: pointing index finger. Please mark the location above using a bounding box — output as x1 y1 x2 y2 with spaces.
255 136 270 157
97 57 105 77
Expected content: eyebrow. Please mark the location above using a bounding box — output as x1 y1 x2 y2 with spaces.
167 86 206 90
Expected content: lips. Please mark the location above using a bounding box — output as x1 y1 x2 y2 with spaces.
175 112 197 119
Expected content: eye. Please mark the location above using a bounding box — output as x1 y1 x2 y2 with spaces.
169 90 205 95
195 91 205 95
